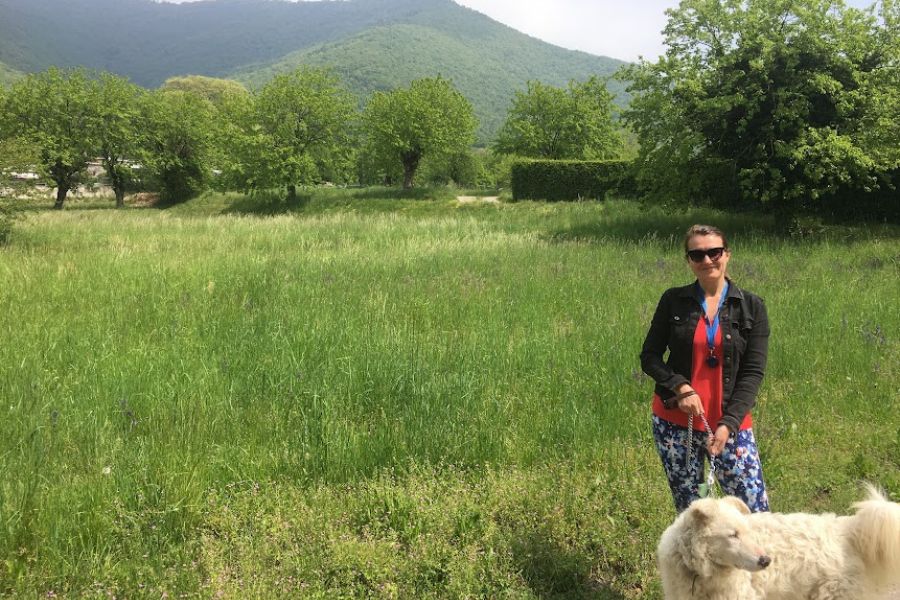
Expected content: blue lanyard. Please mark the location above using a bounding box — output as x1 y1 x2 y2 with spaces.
698 281 729 355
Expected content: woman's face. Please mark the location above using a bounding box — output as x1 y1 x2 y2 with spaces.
686 234 730 284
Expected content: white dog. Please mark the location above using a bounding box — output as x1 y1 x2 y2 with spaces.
657 486 900 599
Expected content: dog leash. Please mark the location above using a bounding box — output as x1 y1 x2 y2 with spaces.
686 413 718 498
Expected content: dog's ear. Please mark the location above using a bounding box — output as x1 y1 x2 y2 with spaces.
685 499 714 527
722 495 751 515
666 502 716 578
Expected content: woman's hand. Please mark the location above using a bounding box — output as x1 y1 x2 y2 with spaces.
675 385 703 416
707 425 730 456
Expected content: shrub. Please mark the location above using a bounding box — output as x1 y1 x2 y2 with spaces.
813 168 900 223
154 163 208 205
511 159 634 201
484 152 521 191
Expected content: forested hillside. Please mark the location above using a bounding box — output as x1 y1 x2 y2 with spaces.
235 24 626 141
0 61 22 86
0 0 417 84
0 0 625 139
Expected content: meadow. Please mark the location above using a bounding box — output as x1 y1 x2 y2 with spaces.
0 189 897 598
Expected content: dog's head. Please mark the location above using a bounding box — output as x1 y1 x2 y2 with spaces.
663 496 771 578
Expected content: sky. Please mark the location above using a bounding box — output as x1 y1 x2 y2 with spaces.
453 0 876 61
454 0 679 62
160 0 879 63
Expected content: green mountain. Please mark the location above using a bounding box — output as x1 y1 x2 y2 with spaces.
0 0 628 140
0 61 23 87
234 24 627 141
0 0 417 85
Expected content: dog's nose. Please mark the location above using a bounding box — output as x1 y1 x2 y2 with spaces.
758 556 771 568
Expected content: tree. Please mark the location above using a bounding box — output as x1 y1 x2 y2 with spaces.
96 73 145 208
0 68 100 209
0 136 39 244
418 148 490 187
619 0 900 210
160 75 249 107
494 77 621 160
354 140 402 187
224 67 355 200
854 1 900 169
142 89 217 204
0 137 40 191
362 77 477 189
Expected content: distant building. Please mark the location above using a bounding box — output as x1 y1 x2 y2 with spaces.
9 170 40 180
86 160 105 178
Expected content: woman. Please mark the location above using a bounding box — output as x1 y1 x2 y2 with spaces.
640 224 770 513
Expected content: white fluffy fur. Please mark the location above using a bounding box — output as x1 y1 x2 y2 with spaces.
658 485 900 600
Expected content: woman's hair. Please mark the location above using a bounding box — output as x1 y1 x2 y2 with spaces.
683 224 728 253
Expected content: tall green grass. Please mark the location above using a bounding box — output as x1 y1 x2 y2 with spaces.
0 191 897 597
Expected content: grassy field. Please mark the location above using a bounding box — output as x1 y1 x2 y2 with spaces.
0 189 897 598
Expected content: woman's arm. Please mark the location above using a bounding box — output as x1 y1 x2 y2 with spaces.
720 296 770 432
640 290 690 401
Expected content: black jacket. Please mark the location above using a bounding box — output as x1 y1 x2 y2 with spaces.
640 279 769 433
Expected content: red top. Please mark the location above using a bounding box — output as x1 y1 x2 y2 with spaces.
652 317 753 431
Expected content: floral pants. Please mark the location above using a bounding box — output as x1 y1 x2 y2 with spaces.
652 414 770 513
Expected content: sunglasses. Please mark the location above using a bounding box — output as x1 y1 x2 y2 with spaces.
686 247 726 262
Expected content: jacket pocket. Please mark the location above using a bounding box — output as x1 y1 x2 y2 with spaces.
729 320 748 354
668 314 693 348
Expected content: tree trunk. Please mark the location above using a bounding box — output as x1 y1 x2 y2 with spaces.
401 152 420 190
53 185 68 210
110 170 126 209
50 160 73 210
286 184 297 202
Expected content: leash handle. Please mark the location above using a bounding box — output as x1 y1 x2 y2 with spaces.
686 414 718 498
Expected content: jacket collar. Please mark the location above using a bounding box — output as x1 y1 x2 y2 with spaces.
677 278 745 303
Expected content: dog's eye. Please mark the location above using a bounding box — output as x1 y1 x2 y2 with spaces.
730 531 740 538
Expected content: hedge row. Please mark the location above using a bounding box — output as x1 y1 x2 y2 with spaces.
510 159 635 201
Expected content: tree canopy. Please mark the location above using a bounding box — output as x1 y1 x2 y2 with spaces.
619 0 900 210
0 67 100 209
96 73 145 208
494 77 621 160
142 89 219 204
160 75 249 107
362 77 476 188
223 67 356 199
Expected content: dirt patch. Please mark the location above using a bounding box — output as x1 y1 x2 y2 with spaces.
129 192 160 207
